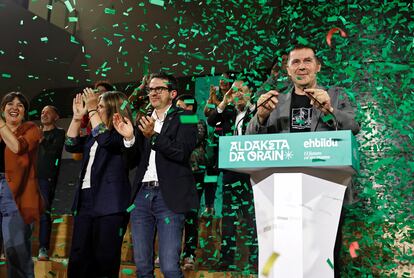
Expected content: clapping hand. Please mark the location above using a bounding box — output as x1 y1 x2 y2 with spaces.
138 116 155 139
83 87 99 111
113 113 134 140
208 85 220 105
72 93 87 121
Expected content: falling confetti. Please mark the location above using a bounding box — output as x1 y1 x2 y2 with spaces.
326 27 348 47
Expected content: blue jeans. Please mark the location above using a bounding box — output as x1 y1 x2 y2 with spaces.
131 186 185 278
38 178 56 250
0 174 34 278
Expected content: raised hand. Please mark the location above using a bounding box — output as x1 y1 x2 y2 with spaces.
113 113 134 140
217 86 237 111
83 87 99 111
72 93 87 120
303 88 334 114
208 85 220 105
138 115 155 138
257 90 279 125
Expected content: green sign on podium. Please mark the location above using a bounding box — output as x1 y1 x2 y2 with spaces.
219 130 359 173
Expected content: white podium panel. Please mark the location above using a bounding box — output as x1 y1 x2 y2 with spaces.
253 173 346 278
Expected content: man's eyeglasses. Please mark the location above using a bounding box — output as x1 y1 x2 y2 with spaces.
147 86 169 95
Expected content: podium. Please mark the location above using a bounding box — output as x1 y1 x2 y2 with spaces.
219 131 359 278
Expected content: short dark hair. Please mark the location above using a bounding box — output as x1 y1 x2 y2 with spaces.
150 72 178 92
1 92 29 120
287 44 320 64
94 80 114 92
176 94 197 113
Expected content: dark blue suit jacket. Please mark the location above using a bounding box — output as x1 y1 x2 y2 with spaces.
65 128 131 216
128 106 199 214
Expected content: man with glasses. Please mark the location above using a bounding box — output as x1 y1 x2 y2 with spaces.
114 72 198 278
246 44 360 277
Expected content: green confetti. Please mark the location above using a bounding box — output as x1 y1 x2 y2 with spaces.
63 0 74 13
53 218 64 224
321 114 334 123
126 204 136 213
204 175 218 183
121 268 134 275
211 66 215 76
40 37 48 42
296 36 309 45
28 110 37 116
1 73 11 79
120 100 128 110
164 217 170 224
326 258 334 270
149 0 164 7
179 115 198 124
104 8 116 15
183 99 195 105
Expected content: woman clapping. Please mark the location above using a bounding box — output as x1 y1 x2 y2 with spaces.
65 88 132 278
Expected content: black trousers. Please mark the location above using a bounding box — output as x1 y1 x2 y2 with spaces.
220 171 258 268
183 171 217 257
334 207 345 278
67 189 129 278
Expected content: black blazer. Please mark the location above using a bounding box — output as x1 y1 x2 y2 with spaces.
65 128 131 216
128 107 199 214
207 104 255 136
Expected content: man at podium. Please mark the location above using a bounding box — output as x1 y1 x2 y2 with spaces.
246 44 360 277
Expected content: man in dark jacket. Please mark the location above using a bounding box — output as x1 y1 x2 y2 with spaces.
37 105 65 261
246 45 360 278
114 72 198 278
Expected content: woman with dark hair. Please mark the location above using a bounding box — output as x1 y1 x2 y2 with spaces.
0 92 43 278
65 88 132 278
94 80 114 94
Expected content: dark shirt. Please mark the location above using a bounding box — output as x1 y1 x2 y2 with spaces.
0 140 5 173
37 127 65 181
290 92 312 132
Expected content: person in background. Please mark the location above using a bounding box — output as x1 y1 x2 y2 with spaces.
114 72 198 278
176 94 211 270
129 75 151 126
201 72 232 218
0 92 43 278
203 72 231 118
207 79 258 272
37 105 65 261
255 54 290 97
94 80 115 95
65 89 132 278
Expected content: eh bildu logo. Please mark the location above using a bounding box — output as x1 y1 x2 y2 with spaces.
303 138 338 148
229 140 293 162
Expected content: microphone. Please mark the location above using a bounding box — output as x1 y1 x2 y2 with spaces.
303 87 334 115
303 87 338 130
